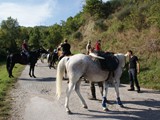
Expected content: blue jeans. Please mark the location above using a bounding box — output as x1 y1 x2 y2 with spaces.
128 69 140 90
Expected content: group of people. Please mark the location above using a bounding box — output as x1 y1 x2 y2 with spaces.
86 40 103 100
86 40 141 100
22 39 141 101
86 40 101 55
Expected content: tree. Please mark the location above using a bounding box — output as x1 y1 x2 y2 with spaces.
0 17 20 52
83 0 102 17
28 27 41 49
48 24 63 48
83 0 122 19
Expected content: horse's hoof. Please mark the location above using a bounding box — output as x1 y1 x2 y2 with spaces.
83 105 88 109
103 107 109 111
29 74 32 77
9 75 14 78
120 104 124 108
33 75 36 78
53 66 56 69
67 110 72 115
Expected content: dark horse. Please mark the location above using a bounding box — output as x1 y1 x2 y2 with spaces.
48 52 59 69
6 48 48 78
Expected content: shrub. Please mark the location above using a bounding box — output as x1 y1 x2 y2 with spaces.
107 20 124 33
116 6 131 20
145 39 160 52
73 31 83 40
94 19 107 31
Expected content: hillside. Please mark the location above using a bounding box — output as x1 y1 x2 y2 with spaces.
69 0 160 90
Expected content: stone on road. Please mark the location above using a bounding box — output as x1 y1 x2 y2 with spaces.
9 60 160 120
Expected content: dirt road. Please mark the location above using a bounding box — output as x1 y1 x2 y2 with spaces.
9 60 160 120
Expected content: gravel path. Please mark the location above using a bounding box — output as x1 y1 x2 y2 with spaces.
9 60 160 120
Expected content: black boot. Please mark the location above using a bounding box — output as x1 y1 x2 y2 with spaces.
98 82 103 97
89 82 96 100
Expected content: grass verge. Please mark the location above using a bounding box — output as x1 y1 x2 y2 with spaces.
0 62 24 119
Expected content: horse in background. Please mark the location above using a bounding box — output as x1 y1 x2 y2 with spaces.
47 49 62 69
6 48 48 78
40 53 48 63
56 53 126 113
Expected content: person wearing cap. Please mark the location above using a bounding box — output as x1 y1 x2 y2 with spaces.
86 40 92 55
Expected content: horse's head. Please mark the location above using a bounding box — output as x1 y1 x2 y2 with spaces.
114 53 126 68
38 47 48 54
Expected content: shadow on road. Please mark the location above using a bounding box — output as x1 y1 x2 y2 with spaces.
141 90 160 94
71 103 160 120
123 99 160 109
18 77 56 82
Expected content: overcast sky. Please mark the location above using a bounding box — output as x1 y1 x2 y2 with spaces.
0 0 109 27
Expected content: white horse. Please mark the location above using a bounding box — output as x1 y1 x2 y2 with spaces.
46 53 51 64
40 53 48 63
56 53 126 114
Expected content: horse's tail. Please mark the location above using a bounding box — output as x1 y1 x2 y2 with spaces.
56 57 67 99
47 54 50 63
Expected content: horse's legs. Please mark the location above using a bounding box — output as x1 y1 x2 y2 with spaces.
9 63 15 77
65 82 74 114
8 64 12 78
114 79 123 107
29 64 36 78
102 81 109 111
49 57 52 69
32 65 36 78
52 59 56 69
29 65 32 77
75 80 88 109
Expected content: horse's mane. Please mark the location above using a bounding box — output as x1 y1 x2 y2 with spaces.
114 53 126 68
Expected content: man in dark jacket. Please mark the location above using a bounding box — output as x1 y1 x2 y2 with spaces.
59 39 71 60
127 50 140 93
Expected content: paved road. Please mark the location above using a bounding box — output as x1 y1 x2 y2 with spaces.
9 60 160 120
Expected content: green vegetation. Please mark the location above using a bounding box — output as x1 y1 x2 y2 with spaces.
0 62 24 119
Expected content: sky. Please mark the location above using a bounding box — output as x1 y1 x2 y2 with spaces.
0 0 109 27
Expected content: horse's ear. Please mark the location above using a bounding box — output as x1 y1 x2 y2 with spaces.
125 53 128 57
41 46 45 50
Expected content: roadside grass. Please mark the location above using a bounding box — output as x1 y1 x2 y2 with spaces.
0 62 24 119
138 58 160 90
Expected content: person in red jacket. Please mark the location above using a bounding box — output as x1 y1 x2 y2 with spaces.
22 40 29 52
89 39 103 100
22 40 30 62
95 40 101 51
